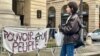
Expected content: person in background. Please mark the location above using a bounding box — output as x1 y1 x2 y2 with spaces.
47 20 52 39
47 20 56 39
59 2 81 56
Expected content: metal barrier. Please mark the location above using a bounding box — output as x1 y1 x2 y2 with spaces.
0 31 6 56
0 27 61 56
36 28 60 56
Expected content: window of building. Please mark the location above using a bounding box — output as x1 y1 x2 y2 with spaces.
37 10 42 19
48 7 56 27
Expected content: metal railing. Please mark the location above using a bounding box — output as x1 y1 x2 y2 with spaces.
0 27 60 56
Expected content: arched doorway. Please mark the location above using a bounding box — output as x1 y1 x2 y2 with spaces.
48 7 56 39
48 7 56 28
82 2 89 40
79 2 89 32
61 5 69 25
82 2 89 32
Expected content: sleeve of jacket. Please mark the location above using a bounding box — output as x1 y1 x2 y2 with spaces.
77 17 86 28
59 16 79 35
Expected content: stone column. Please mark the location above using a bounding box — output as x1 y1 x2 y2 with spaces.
88 1 99 32
56 9 60 28
0 0 14 14
56 6 61 28
0 0 20 29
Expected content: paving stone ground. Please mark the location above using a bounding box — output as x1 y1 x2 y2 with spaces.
0 45 100 56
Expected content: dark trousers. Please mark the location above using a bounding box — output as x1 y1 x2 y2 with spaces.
49 29 56 39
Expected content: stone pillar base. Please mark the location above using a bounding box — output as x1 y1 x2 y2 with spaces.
0 14 20 29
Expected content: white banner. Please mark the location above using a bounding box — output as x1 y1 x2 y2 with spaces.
2 27 49 54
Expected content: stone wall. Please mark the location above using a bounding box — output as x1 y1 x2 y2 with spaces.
24 0 47 27
0 0 20 53
47 0 100 32
0 0 20 29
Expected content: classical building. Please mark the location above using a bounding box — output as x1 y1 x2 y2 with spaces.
47 0 100 32
0 0 100 53
0 0 47 28
0 0 47 53
0 0 20 29
1 0 99 32
13 0 47 27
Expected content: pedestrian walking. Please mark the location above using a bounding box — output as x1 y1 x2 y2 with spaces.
59 2 82 56
47 20 56 39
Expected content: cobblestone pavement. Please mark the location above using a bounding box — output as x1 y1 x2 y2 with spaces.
75 45 100 56
0 45 100 56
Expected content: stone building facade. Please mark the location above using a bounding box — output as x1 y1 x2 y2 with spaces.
0 0 99 32
12 0 47 27
0 0 47 28
47 0 100 32
24 0 47 27
0 0 47 53
0 0 100 54
0 0 20 29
